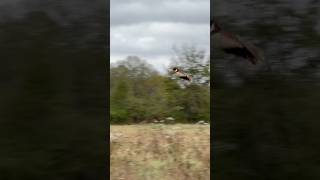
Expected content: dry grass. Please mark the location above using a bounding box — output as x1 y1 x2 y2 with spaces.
110 124 210 180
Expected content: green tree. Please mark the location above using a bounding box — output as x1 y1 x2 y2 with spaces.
110 54 210 124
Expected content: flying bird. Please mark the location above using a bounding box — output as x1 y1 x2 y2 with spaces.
211 19 264 65
172 67 192 81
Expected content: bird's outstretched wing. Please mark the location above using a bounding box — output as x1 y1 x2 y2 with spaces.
213 32 264 64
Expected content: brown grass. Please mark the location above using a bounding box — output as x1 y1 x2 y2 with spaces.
110 124 210 180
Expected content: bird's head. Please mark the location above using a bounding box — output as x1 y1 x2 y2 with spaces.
211 19 221 34
172 67 179 72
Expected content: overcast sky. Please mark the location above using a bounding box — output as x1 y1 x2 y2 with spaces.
110 0 210 72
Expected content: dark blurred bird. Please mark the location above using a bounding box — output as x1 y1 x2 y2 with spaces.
172 67 192 81
211 19 264 65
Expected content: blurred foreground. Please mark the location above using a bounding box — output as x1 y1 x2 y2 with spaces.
212 0 320 179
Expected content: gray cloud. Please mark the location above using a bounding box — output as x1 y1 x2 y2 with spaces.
111 0 209 26
111 0 210 72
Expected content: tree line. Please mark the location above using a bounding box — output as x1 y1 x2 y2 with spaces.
110 46 210 124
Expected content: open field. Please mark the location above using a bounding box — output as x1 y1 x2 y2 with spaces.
110 124 210 180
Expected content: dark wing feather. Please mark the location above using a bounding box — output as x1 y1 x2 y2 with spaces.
213 32 264 64
212 32 244 49
179 76 191 81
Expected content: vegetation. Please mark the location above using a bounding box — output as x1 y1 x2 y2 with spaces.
110 46 210 124
110 124 210 180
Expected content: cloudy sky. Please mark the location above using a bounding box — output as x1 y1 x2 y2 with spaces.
110 0 210 72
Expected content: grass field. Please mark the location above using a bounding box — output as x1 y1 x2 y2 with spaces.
110 124 210 180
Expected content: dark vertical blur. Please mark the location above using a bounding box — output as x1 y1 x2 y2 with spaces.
0 0 108 179
212 0 320 179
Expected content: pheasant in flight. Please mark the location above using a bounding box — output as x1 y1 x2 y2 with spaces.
172 67 192 81
211 19 264 64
